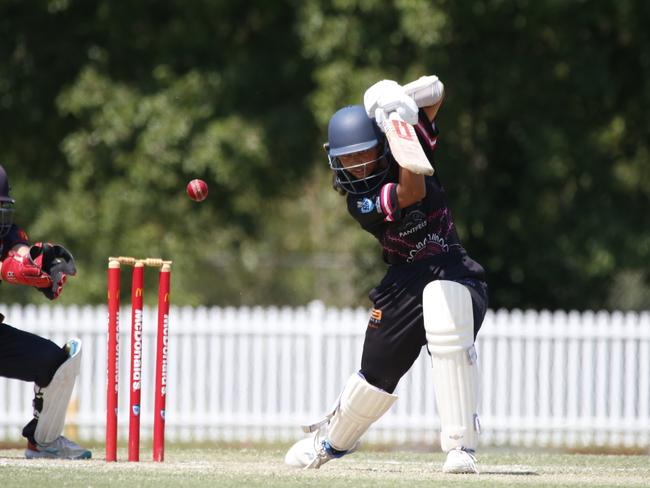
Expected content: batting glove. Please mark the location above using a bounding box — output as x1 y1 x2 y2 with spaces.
363 79 419 130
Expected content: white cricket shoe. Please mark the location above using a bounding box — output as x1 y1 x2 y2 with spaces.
442 447 478 474
284 435 358 469
25 436 92 460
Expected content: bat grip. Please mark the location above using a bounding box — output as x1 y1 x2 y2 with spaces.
388 111 403 122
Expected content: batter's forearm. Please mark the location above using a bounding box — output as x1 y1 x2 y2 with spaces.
396 167 426 208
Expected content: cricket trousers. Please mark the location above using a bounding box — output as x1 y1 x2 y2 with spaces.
359 261 488 394
0 315 68 440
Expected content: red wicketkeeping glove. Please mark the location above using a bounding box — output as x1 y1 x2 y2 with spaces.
1 246 54 288
35 242 76 300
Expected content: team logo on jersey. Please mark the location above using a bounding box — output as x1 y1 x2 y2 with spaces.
368 308 382 329
357 197 375 214
407 232 450 263
398 210 427 238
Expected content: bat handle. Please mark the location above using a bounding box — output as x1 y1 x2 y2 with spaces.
388 111 403 122
387 110 418 130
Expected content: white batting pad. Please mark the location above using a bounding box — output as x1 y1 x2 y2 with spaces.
34 338 82 445
327 373 398 451
423 281 480 451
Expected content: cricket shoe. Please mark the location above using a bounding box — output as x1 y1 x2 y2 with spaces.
284 435 358 469
442 447 478 474
25 436 92 460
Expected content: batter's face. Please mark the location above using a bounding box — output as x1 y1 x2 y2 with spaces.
339 146 383 180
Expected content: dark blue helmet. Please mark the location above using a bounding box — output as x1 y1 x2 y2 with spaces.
0 165 15 238
325 105 390 195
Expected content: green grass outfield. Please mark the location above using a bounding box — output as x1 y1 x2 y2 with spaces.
1 445 649 487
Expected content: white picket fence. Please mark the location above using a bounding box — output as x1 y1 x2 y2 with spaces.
1 302 649 449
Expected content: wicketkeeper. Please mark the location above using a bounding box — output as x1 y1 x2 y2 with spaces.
0 164 90 459
284 76 488 473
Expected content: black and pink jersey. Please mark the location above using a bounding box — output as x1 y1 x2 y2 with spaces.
0 224 29 259
346 110 485 280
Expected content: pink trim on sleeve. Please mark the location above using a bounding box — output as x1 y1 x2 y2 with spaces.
415 121 438 151
380 183 397 222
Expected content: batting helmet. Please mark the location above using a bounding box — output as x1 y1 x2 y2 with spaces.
326 105 391 194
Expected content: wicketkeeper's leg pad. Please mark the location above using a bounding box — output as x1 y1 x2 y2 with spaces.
423 280 480 452
326 373 397 451
34 338 82 445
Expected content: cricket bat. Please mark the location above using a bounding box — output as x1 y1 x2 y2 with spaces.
383 112 434 175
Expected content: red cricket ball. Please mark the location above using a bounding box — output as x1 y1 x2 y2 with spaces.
186 179 208 202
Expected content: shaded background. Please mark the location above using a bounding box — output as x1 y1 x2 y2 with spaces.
1 0 648 310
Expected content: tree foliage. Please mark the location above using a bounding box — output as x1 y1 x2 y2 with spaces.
0 0 648 310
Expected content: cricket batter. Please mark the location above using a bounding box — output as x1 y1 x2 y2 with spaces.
0 164 90 459
285 76 488 473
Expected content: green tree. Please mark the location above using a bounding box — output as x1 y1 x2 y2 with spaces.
0 0 648 310
296 0 650 310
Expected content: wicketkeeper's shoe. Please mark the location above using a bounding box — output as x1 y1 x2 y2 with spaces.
442 447 478 474
25 436 92 460
284 435 358 469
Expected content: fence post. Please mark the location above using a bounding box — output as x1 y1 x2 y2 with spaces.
308 301 326 421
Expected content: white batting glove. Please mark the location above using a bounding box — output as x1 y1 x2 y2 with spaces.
363 80 419 130
364 79 401 118
378 89 419 126
402 75 445 108
373 107 390 130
